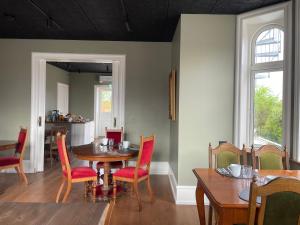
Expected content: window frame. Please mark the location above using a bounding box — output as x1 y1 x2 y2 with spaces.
234 2 292 152
251 24 285 71
249 25 285 147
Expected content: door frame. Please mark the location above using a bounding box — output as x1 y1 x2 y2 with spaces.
31 52 126 172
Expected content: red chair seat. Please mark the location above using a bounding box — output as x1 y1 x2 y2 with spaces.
113 167 148 179
64 167 97 179
97 161 123 168
0 157 20 167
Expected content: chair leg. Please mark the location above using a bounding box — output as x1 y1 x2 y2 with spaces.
15 166 21 179
56 179 65 203
92 181 97 203
208 205 213 225
62 181 72 203
84 182 88 199
97 167 101 184
146 176 154 203
133 182 142 211
18 165 28 185
50 147 53 168
113 178 117 206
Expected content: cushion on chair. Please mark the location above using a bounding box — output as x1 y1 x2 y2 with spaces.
97 161 123 169
259 152 283 170
0 157 20 167
216 151 239 168
63 167 97 179
262 192 300 225
113 167 148 178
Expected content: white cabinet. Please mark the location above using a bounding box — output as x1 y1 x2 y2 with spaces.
71 121 95 146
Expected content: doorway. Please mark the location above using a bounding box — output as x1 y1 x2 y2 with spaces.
31 53 126 172
94 81 114 138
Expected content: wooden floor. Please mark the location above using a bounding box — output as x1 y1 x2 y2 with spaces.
0 159 205 225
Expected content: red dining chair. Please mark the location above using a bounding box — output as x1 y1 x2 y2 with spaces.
96 127 124 181
112 135 155 211
0 127 28 185
56 133 97 203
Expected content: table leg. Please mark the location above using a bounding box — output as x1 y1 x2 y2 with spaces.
103 162 110 190
196 182 206 225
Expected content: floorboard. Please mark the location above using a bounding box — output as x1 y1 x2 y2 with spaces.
0 159 206 225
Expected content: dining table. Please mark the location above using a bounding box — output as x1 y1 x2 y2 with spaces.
0 140 17 151
72 143 139 199
193 168 300 225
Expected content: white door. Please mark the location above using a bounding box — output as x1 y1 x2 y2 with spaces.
95 84 113 137
57 83 69 115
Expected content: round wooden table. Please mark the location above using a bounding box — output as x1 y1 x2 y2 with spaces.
72 143 139 191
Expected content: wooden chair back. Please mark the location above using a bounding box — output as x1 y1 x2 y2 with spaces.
251 145 289 170
105 127 124 144
56 133 71 180
135 135 155 179
15 128 28 160
248 177 300 225
209 142 247 168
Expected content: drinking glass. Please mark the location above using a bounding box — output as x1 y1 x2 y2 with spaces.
108 138 114 146
241 165 253 178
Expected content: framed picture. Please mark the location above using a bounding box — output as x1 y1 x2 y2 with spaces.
169 69 176 121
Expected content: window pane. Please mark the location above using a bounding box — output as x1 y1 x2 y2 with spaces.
100 87 112 113
255 28 284 64
253 71 283 146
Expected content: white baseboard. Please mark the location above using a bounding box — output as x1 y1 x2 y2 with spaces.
128 161 169 175
168 165 209 205
0 160 33 173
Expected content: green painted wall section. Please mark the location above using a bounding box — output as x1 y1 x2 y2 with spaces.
69 72 98 120
177 14 236 185
46 63 70 115
170 19 181 182
0 39 171 162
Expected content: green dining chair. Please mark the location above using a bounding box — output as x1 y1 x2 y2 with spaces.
208 142 248 225
209 142 247 169
251 145 289 170
248 177 300 225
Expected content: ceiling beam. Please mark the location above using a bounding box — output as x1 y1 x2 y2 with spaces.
27 0 64 30
72 0 99 32
120 0 132 32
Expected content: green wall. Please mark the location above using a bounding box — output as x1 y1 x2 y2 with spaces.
69 72 99 120
170 19 181 181
0 39 171 162
46 63 70 114
174 14 236 185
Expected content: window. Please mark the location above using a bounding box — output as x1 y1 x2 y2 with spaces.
234 4 292 151
251 27 284 147
254 28 284 64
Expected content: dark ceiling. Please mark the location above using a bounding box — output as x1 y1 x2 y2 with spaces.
48 62 112 74
0 0 288 42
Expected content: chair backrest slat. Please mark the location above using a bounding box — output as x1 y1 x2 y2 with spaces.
16 128 28 155
135 135 155 177
251 145 289 170
248 177 300 225
56 133 71 178
209 142 247 168
105 127 124 144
